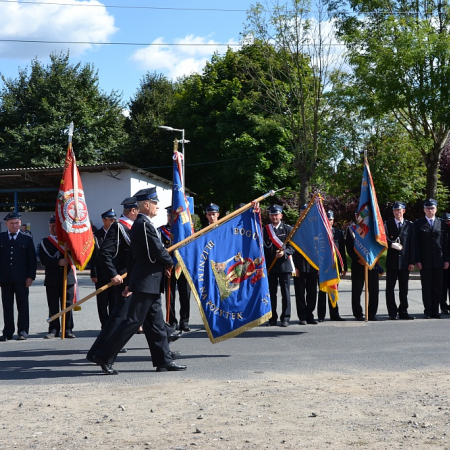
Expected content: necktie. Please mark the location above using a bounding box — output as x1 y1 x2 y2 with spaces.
10 233 16 241
398 222 402 231
430 219 434 228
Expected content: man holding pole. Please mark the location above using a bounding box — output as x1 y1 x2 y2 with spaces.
39 215 76 339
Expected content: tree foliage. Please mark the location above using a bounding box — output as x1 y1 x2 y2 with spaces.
0 52 127 167
328 0 450 198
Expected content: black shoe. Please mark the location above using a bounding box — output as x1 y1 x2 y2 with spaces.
307 319 318 325
45 331 57 339
92 356 118 375
330 316 346 321
179 325 191 332
399 314 415 320
169 350 181 359
119 348 127 353
431 314 442 319
280 321 290 327
368 316 377 321
355 316 365 321
266 320 277 326
0 335 13 341
388 315 398 320
299 320 307 325
65 331 76 339
17 331 28 340
441 309 450 314
424 315 431 319
318 319 324 323
168 333 181 343
156 362 187 372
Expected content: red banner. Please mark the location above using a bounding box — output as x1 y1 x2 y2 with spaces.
55 146 94 270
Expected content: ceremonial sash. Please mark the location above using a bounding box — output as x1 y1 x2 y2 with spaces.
159 225 171 241
265 224 295 273
47 236 79 303
119 216 133 230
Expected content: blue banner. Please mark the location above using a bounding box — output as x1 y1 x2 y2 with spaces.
289 197 340 307
172 151 193 244
353 160 387 268
174 209 271 343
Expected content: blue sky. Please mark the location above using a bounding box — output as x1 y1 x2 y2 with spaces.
0 0 258 106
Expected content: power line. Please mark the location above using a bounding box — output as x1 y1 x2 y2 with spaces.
0 0 249 12
0 39 240 46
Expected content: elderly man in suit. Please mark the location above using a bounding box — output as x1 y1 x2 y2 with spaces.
0 212 36 341
92 187 186 375
384 202 415 320
415 198 449 319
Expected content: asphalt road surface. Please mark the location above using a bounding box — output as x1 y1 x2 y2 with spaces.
0 274 449 386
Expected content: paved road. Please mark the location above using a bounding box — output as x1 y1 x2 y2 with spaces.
0 275 449 386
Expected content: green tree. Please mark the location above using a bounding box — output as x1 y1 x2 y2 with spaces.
0 52 127 167
124 72 177 180
328 0 450 199
172 48 296 213
242 0 344 204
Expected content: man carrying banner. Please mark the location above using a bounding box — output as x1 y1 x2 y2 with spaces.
92 187 186 374
384 202 415 320
0 212 36 341
40 215 76 339
317 210 347 322
293 204 318 325
205 203 220 226
414 199 449 319
263 204 295 327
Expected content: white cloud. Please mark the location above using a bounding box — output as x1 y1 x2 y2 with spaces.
129 34 239 80
0 0 117 59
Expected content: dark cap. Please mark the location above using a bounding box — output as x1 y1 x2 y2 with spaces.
121 197 137 209
4 212 21 221
326 210 334 220
392 201 406 210
134 187 159 202
205 203 220 213
165 206 172 214
299 204 308 211
423 198 437 208
101 209 116 219
235 203 246 210
442 213 450 221
49 215 56 224
268 204 283 215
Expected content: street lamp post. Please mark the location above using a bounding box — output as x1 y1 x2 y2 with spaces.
158 125 189 186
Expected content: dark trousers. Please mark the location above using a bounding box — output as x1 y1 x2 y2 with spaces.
294 273 317 321
420 268 442 316
440 268 450 311
87 288 130 362
95 280 117 328
318 289 341 320
46 285 74 335
1 282 30 337
95 291 172 367
167 273 191 328
351 263 379 318
268 273 291 323
385 268 410 317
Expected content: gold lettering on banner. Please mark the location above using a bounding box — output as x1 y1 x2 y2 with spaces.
233 228 258 240
205 300 243 321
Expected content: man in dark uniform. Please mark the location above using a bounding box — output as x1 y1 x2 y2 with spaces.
384 201 415 320
414 198 449 319
39 215 76 339
92 187 186 374
86 198 137 361
90 209 118 328
293 204 318 325
263 204 295 327
317 210 347 322
205 203 220 225
159 206 192 332
440 212 450 314
0 212 36 341
346 213 379 321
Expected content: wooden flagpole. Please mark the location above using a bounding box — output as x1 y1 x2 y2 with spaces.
47 189 279 323
364 265 369 321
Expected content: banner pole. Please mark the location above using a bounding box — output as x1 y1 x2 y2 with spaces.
364 265 369 322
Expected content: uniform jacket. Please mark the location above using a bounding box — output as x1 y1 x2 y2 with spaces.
98 221 131 283
128 213 174 294
90 227 108 282
414 217 449 269
0 231 37 283
293 251 318 274
39 237 75 287
332 227 348 273
263 222 295 274
384 218 415 270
